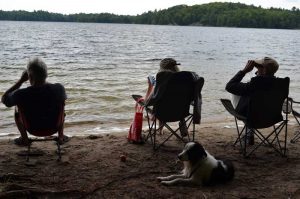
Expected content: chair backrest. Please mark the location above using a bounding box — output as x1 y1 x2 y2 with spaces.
19 103 64 137
247 77 289 129
154 71 196 122
17 86 65 137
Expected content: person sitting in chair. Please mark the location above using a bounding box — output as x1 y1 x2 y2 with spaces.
1 57 68 146
143 58 188 136
225 57 279 145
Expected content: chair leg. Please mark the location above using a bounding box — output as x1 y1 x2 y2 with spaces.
149 115 194 150
192 122 195 142
234 120 246 153
234 118 245 146
164 124 184 141
283 120 288 156
26 142 32 162
153 119 157 150
243 126 248 157
56 141 61 161
271 124 285 155
270 122 287 156
290 113 300 143
243 128 271 157
185 117 193 142
291 130 300 143
144 111 154 144
244 122 287 157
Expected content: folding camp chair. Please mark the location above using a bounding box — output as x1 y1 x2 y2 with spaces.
221 77 290 157
283 97 300 143
136 71 204 150
17 102 65 162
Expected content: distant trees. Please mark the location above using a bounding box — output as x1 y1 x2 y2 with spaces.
0 10 67 21
0 2 299 29
133 2 300 29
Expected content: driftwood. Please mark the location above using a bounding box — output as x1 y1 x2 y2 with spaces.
0 188 84 199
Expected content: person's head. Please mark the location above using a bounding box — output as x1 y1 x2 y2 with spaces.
159 58 180 72
254 57 279 76
27 57 48 85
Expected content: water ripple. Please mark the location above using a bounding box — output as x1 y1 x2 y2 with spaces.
0 21 299 135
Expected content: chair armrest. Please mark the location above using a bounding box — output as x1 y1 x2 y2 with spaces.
287 97 300 117
220 98 247 121
291 98 300 104
131 94 154 114
132 95 145 106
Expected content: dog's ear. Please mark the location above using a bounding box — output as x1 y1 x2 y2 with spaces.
195 142 207 158
188 142 207 164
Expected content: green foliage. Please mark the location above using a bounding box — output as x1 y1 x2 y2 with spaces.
0 2 299 29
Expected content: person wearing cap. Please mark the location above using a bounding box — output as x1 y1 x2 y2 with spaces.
144 58 180 102
225 57 279 145
142 58 187 136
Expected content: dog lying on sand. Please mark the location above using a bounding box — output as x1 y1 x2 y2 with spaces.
157 142 234 186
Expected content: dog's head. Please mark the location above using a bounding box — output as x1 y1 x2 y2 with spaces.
178 142 207 164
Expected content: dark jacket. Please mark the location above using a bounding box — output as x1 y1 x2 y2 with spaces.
225 70 276 117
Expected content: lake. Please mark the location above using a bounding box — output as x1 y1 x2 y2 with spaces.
0 21 299 137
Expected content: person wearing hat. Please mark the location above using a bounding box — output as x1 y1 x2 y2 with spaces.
225 57 279 145
142 58 187 136
144 58 180 102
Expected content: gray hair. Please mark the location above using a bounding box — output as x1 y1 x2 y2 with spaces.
27 57 48 82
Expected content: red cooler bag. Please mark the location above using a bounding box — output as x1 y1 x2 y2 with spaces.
128 100 144 143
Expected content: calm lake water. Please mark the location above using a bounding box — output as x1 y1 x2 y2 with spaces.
0 21 299 136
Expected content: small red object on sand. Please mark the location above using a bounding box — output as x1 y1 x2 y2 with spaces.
120 155 126 162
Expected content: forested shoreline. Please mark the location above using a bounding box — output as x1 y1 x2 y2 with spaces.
1 2 299 29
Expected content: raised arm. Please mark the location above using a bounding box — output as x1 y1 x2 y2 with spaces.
225 60 255 96
1 70 28 107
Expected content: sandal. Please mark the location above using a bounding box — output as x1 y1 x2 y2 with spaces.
14 137 29 146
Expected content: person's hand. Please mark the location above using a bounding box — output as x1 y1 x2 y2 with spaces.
19 70 29 83
242 60 255 74
147 75 156 86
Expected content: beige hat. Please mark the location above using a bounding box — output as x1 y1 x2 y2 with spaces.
254 57 279 75
159 58 180 72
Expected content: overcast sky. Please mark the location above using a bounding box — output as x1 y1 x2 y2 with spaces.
0 0 299 15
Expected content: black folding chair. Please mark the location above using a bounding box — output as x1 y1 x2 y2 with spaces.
17 102 65 162
136 71 204 150
221 77 290 157
283 97 300 143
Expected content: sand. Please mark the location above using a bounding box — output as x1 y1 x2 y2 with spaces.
0 123 299 199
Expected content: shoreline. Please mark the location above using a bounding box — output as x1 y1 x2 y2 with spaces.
1 114 298 139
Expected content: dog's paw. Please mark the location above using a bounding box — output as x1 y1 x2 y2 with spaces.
160 181 171 186
156 177 164 181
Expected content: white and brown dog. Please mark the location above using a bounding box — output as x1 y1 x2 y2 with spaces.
157 142 234 186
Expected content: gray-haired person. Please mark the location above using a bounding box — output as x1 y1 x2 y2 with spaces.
1 58 68 146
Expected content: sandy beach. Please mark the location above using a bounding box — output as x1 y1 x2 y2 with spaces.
0 122 299 199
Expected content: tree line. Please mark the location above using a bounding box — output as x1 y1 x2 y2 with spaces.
0 2 299 29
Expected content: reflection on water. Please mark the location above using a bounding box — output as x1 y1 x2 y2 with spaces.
0 21 299 135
